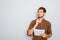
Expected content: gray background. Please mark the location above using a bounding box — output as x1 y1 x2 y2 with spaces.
0 0 60 40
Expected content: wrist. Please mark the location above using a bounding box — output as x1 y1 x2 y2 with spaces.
43 34 52 38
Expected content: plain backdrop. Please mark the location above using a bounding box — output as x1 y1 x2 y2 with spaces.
0 0 60 40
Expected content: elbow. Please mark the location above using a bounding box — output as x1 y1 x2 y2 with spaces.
27 30 32 36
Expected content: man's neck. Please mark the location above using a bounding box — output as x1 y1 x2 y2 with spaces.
37 17 44 23
38 17 44 21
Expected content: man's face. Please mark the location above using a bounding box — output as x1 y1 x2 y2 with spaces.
38 9 45 18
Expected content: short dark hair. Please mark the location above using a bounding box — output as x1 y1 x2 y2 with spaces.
38 7 46 13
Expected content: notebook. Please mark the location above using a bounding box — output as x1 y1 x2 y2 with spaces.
34 29 45 36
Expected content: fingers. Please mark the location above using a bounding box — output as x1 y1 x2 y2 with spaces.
32 20 39 29
42 33 48 38
32 19 40 30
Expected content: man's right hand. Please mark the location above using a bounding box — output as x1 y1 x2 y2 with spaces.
33 19 39 29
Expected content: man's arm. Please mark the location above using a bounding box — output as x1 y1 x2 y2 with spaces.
27 20 35 36
27 20 39 36
42 22 52 38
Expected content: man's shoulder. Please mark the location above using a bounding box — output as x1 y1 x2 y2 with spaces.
31 18 37 21
31 19 36 22
44 19 51 25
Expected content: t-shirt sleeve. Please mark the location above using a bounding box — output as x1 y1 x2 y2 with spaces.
47 22 52 35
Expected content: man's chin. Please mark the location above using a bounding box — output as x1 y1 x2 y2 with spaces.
38 16 43 18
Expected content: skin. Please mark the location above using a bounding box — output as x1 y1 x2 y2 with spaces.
28 9 52 38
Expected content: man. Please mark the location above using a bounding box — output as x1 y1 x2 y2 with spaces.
27 7 52 40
